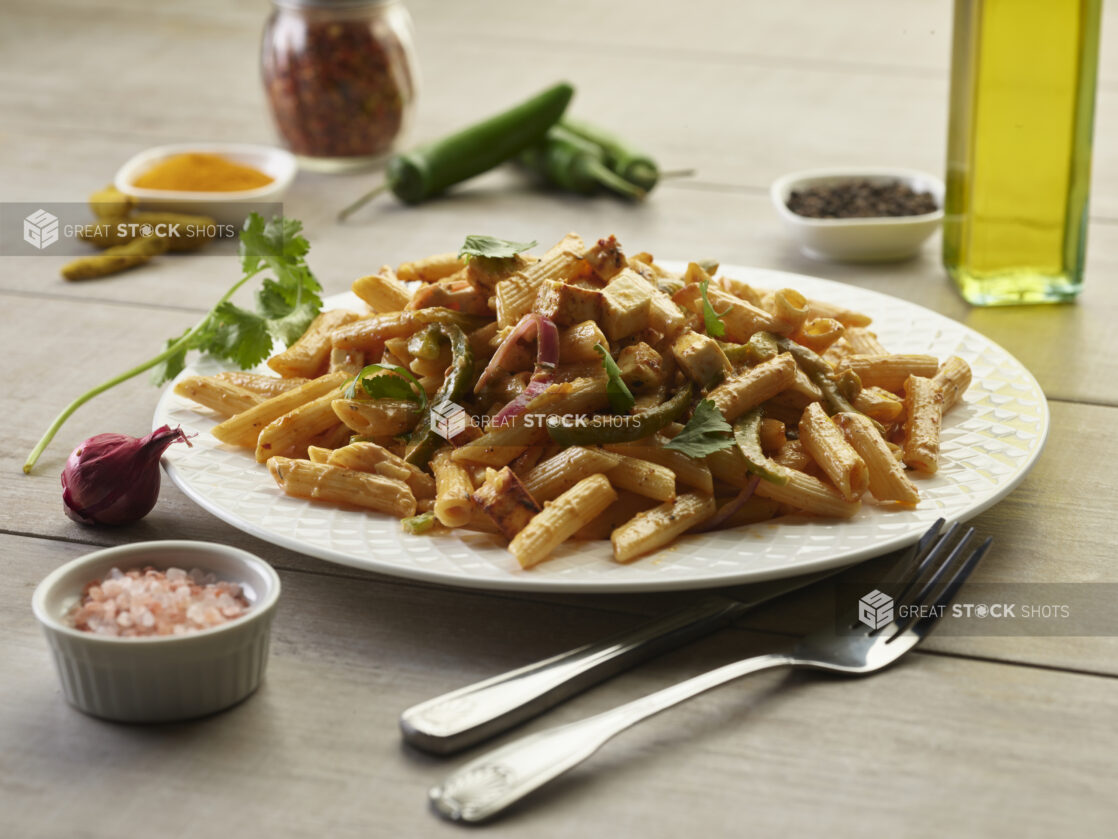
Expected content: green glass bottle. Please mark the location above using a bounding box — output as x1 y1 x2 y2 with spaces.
943 0 1102 305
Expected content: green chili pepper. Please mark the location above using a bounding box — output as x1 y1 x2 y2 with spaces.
410 307 490 334
546 383 693 447
560 117 661 192
407 328 442 360
518 125 647 200
339 82 575 219
771 334 856 416
732 408 790 486
404 323 474 469
402 511 436 535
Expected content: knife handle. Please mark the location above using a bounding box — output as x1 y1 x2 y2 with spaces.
399 596 744 755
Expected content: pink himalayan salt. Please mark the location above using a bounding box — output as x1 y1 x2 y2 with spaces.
69 566 250 638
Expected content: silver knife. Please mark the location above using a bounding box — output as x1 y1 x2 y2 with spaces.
400 567 843 754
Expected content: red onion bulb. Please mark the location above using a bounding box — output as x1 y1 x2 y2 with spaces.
61 425 191 526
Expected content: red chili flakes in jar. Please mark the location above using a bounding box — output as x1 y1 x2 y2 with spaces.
262 0 419 169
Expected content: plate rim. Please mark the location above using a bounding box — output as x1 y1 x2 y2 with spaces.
157 263 1050 593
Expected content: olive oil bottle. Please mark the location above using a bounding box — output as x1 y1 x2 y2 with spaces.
943 0 1102 305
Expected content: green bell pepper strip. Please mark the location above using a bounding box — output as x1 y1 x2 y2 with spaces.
770 335 856 416
402 511 436 535
404 323 474 469
410 307 490 333
732 408 790 486
546 383 693 447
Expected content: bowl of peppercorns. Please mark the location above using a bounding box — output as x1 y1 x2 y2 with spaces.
771 167 944 262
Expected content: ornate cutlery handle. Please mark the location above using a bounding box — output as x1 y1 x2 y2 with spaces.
430 652 792 822
400 596 745 754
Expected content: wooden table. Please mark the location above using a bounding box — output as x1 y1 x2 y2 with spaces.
3 1 1117 835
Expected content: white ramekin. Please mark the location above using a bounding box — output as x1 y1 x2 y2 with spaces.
770 167 945 262
32 541 281 723
114 142 297 227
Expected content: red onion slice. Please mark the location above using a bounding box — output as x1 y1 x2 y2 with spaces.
474 313 559 393
492 371 553 428
697 474 762 532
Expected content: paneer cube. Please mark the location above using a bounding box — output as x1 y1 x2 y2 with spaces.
616 342 666 393
470 466 541 541
672 331 732 388
534 279 604 326
602 270 653 340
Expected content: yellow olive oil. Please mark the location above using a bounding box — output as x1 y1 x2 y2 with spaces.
943 0 1102 305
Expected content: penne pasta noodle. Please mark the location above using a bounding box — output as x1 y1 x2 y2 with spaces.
332 397 421 437
396 252 463 284
792 317 845 354
174 375 261 417
607 454 676 501
211 372 346 449
835 412 920 505
268 309 360 379
214 371 309 398
852 385 905 423
522 446 621 502
798 401 869 502
611 492 716 563
255 392 342 463
708 352 798 421
327 441 437 498
605 441 714 494
431 448 475 528
509 474 617 568
267 457 416 518
574 490 659 541
842 327 888 355
352 266 412 312
838 353 940 393
931 355 972 412
902 375 942 474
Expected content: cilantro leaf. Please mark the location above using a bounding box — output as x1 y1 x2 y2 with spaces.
345 364 428 409
699 277 729 338
150 330 190 385
458 235 537 260
663 399 735 458
206 302 273 369
593 343 635 414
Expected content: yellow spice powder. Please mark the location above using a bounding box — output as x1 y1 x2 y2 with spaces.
132 152 274 192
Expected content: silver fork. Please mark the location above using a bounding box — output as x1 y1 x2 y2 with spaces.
429 520 991 823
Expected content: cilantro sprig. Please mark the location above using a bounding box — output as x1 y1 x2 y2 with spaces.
663 399 735 459
344 363 428 409
24 214 322 473
699 277 730 339
593 343 635 414
458 234 537 260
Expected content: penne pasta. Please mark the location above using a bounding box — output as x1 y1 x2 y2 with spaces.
267 457 416 518
611 492 716 563
268 309 360 379
607 454 676 501
430 448 475 528
255 392 342 463
352 266 412 312
902 375 942 474
798 401 868 502
211 372 346 449
835 412 920 505
174 375 261 417
838 353 940 393
509 474 617 568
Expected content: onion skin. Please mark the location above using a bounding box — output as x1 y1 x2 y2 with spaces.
61 425 191 526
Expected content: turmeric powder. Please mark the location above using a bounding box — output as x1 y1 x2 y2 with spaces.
132 153 273 192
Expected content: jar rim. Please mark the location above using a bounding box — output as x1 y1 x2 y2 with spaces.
271 0 398 9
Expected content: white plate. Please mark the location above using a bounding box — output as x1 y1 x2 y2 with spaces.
155 265 1048 593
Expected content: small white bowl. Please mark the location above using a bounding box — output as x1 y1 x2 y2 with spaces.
32 541 280 723
114 143 297 227
770 167 944 262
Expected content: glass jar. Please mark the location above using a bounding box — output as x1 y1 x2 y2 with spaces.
262 0 419 172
